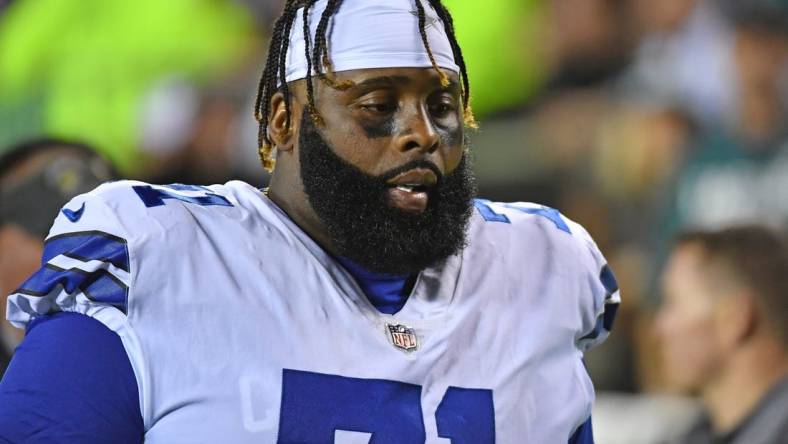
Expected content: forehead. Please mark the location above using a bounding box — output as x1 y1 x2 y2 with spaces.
304 67 461 94
663 245 716 299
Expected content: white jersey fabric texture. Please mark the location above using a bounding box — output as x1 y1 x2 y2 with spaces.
7 180 620 443
284 0 459 83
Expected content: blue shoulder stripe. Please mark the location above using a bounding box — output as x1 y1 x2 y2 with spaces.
599 264 619 295
580 264 621 341
43 231 129 272
16 231 130 314
569 416 594 444
579 302 620 341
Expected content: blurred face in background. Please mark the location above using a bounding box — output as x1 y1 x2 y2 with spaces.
731 25 788 141
0 224 42 350
734 26 788 89
656 244 726 393
632 0 696 34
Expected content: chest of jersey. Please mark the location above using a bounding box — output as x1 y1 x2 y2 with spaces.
128 208 593 444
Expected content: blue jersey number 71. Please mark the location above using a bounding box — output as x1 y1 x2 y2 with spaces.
277 369 495 443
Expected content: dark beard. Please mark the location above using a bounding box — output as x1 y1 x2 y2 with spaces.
298 113 476 275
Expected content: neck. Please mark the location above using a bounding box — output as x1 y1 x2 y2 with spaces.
702 337 788 434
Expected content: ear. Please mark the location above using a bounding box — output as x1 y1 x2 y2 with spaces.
269 91 297 152
715 291 757 348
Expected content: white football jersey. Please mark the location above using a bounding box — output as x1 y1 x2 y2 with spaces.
7 180 620 443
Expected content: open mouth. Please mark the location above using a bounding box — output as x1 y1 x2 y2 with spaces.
391 183 430 193
385 168 438 213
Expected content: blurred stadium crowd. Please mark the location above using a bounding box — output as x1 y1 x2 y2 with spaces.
0 0 786 442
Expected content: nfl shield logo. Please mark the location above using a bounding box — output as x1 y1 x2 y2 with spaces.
387 323 418 352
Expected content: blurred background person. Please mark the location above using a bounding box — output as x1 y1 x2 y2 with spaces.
0 138 116 376
656 226 788 444
659 0 788 240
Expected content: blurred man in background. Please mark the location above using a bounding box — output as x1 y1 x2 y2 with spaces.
656 226 788 444
0 138 115 376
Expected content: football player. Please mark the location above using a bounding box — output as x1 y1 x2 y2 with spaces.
0 1 620 442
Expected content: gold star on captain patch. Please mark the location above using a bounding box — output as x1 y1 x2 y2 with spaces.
410 10 439 29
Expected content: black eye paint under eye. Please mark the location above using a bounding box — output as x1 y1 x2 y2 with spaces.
437 122 463 147
361 112 463 144
361 118 395 139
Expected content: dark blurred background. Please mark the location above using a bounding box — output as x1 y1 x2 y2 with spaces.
1 1 786 442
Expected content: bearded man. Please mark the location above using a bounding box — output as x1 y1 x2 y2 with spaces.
0 1 619 442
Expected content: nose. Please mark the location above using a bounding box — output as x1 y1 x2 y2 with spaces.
395 105 440 154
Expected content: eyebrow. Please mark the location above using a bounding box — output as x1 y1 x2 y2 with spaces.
350 75 412 90
348 75 460 92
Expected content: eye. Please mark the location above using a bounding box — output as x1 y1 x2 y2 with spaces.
360 102 396 114
355 92 397 116
429 96 458 118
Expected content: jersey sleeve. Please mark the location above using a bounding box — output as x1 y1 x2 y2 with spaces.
0 312 143 443
4 182 149 428
472 199 621 353
564 219 621 353
7 183 134 327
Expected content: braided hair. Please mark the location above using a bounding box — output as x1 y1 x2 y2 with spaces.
254 0 476 171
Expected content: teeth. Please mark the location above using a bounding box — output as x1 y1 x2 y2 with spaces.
396 185 415 192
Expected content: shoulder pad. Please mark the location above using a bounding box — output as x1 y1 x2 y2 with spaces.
472 199 621 351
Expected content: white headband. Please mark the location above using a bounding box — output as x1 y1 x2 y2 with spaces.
284 0 459 84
